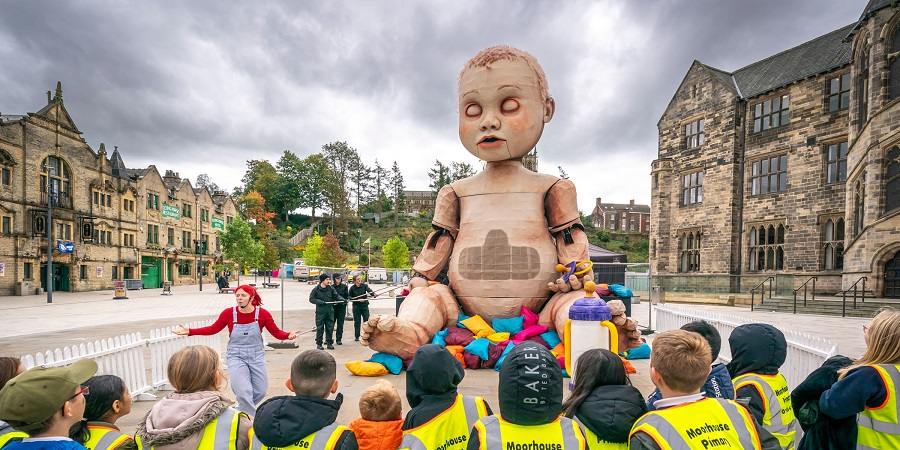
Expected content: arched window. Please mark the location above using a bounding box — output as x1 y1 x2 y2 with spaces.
679 230 701 273
858 41 871 127
854 171 866 236
748 223 786 271
0 149 14 188
40 156 71 207
886 147 900 214
891 26 900 100
823 218 845 270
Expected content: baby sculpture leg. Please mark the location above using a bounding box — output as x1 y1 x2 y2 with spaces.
361 283 459 360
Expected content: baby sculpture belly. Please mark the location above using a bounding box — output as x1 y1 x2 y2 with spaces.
448 191 559 321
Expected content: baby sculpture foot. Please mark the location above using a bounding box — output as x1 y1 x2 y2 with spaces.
360 315 426 360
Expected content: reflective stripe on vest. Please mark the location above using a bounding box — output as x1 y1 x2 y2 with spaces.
573 417 627 450
400 395 488 450
250 423 348 450
85 425 131 450
137 407 243 450
857 364 900 450
629 397 761 450
0 427 27 449
733 372 799 449
478 415 584 450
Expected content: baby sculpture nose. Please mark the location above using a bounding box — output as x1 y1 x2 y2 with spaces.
479 112 500 131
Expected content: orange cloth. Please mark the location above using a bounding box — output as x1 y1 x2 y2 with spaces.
445 345 467 367
349 418 403 450
622 357 637 374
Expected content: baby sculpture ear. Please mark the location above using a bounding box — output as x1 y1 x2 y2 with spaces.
544 96 556 123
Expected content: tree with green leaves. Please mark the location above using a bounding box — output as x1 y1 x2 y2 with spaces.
390 161 406 214
220 217 264 285
298 154 332 217
321 141 359 219
303 231 324 266
383 236 410 268
240 160 279 210
319 232 346 267
450 161 476 181
272 150 305 222
428 160 451 193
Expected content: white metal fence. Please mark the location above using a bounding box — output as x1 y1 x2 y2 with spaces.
22 319 225 401
654 305 837 390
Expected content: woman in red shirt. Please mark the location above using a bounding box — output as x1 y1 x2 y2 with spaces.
174 284 297 415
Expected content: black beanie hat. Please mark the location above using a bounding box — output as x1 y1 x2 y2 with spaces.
498 341 563 425
318 273 329 283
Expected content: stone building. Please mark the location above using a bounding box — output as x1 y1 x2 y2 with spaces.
0 83 238 296
650 0 900 298
403 190 436 215
590 198 650 234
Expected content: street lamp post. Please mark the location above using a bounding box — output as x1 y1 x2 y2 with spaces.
46 168 53 304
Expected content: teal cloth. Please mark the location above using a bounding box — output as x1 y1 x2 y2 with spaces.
494 342 517 371
431 329 448 347
457 312 470 328
368 352 403 374
540 330 561 348
464 337 491 360
492 316 524 334
625 342 651 360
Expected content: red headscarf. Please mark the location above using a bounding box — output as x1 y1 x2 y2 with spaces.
235 284 263 306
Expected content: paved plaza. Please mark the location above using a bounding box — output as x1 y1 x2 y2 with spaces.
0 280 874 434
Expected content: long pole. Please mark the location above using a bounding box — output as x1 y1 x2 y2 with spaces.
46 175 53 304
280 262 285 330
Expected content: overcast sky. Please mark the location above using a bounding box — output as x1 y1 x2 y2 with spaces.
0 0 867 212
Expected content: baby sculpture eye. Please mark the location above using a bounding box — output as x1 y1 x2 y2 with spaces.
465 103 482 117
501 98 520 113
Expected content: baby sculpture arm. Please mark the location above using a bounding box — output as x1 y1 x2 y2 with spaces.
361 185 461 359
539 178 643 351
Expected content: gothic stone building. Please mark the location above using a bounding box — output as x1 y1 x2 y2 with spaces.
651 1 900 298
0 83 238 296
590 198 651 235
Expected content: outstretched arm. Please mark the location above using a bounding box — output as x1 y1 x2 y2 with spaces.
545 178 591 291
186 309 230 336
413 185 460 281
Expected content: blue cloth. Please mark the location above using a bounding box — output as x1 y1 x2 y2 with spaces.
540 330 561 348
368 352 403 375
647 363 735 410
609 284 633 299
625 342 651 360
457 312 470 328
464 338 491 361
6 439 86 450
820 365 888 420
431 329 448 347
494 342 517 371
492 316 524 334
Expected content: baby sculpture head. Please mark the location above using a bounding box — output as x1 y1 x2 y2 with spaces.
458 46 555 162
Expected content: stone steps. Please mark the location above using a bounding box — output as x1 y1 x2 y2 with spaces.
753 296 896 318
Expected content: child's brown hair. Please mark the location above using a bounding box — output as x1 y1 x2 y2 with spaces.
168 345 223 393
359 380 402 421
651 330 712 393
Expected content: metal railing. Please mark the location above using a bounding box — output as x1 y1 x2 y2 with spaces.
750 276 775 311
21 319 225 401
793 276 818 314
655 305 837 389
840 276 868 318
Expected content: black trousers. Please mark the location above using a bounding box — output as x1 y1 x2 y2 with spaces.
315 307 335 345
332 303 347 342
352 302 370 339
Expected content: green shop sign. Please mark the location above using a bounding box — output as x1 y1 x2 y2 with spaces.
212 217 225 230
162 203 181 220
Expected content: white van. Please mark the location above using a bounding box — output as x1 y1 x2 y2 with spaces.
367 267 388 284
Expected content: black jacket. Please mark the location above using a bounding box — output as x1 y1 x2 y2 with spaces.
333 283 349 303
253 393 356 450
468 342 561 450
404 344 492 429
309 285 345 309
574 385 647 444
792 355 855 450
348 283 376 305
726 323 787 424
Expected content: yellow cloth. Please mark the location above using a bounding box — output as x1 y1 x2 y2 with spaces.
487 332 510 343
460 316 495 338
346 361 390 377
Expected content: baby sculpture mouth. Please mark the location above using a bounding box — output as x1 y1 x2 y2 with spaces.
478 136 506 146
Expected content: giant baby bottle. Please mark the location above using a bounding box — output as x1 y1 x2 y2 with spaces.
564 282 619 381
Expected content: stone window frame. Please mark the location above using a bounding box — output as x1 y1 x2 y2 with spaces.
750 154 788 196
752 94 791 133
748 222 786 272
23 262 32 280
0 149 15 189
80 265 88 281
54 221 72 241
121 232 135 248
821 216 845 271
201 208 209 222
167 227 175 246
182 203 193 218
182 230 192 251
889 18 900 101
853 170 866 237
886 146 900 216
147 223 159 245
824 141 849 184
684 119 704 149
1 215 11 235
146 192 160 211
40 156 72 205
123 198 135 212
856 35 871 129
677 229 701 273
681 170 704 206
178 259 192 276
826 72 851 112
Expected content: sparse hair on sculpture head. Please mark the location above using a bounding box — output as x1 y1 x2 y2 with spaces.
459 45 550 103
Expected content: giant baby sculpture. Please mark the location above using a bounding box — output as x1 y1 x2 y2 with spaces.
361 46 641 360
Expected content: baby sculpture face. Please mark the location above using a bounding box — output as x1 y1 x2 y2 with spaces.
458 58 555 162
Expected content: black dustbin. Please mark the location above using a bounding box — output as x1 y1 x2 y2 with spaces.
395 295 406 315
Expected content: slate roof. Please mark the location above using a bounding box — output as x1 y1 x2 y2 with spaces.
123 168 149 179
598 203 651 214
109 148 128 178
732 23 855 98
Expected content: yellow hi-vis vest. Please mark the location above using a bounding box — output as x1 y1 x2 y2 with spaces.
137 407 245 450
733 372 800 449
857 364 900 450
84 424 132 450
400 395 489 450
629 397 762 450
0 426 26 449
574 417 627 450
473 415 585 450
250 423 349 450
